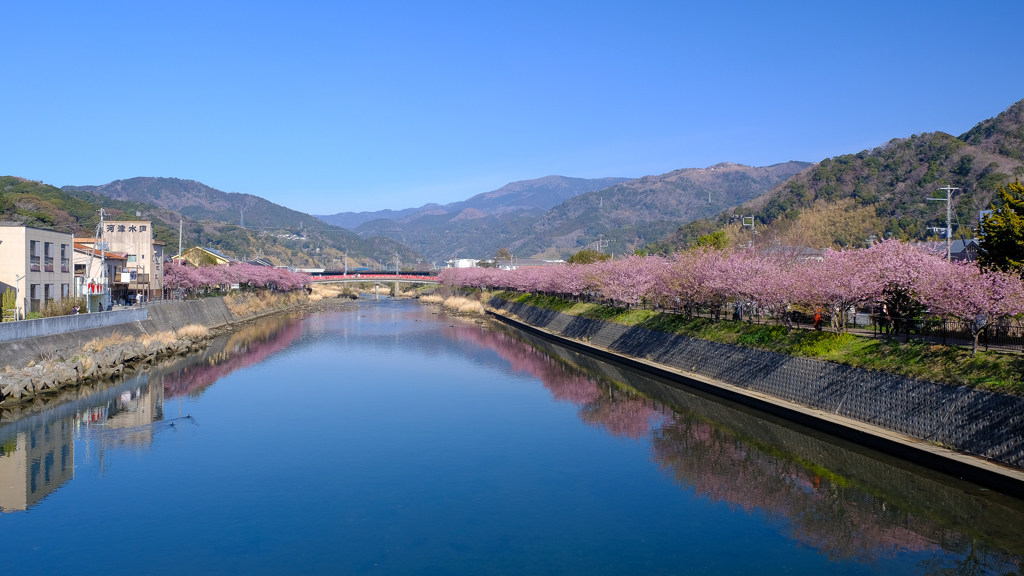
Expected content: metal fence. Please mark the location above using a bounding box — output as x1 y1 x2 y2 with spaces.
865 315 1024 352
509 292 1024 354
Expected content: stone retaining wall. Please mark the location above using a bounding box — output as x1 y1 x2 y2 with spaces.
0 309 148 343
490 298 1024 469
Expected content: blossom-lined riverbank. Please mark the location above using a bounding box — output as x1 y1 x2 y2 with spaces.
441 240 1024 355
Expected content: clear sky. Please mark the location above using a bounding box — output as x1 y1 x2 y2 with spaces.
2 1 1023 214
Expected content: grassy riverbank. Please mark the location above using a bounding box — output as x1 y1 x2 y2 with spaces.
492 292 1024 396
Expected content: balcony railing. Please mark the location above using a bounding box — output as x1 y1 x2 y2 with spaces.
84 279 108 295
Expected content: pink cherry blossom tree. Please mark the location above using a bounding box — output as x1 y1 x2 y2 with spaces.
919 262 1024 355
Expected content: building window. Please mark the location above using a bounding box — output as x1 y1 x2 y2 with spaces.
61 284 69 298
30 241 40 272
30 284 40 312
44 242 54 272
44 284 53 303
61 244 70 273
127 255 137 264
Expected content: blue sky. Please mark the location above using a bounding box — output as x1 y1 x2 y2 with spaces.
2 1 1023 214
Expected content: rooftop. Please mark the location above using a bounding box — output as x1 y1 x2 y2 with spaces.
73 243 128 260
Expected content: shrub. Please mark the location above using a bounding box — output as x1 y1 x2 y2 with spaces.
42 296 87 317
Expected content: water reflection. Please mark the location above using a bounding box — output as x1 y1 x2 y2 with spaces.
0 415 73 511
2 304 1024 574
0 315 300 513
443 321 1024 573
160 317 303 399
0 375 164 512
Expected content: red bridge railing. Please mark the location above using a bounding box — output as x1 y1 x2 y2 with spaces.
313 274 440 282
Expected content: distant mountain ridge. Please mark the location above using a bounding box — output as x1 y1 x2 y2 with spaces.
67 177 324 230
315 175 631 229
347 162 811 261
62 177 420 265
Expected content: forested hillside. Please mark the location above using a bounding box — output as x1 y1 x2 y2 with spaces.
318 175 630 229
1 177 418 268
0 176 182 243
658 99 1024 251
350 163 809 260
62 177 419 266
66 177 321 229
521 162 811 256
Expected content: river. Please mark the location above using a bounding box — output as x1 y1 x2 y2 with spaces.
1 300 1022 575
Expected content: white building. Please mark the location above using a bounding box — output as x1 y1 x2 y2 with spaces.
73 242 128 312
446 258 479 268
84 221 165 302
0 224 75 316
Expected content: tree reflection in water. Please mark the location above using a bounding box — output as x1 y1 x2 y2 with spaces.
161 318 303 399
443 322 1024 574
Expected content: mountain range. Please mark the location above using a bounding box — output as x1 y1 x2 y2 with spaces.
658 98 1024 252
18 98 1022 267
320 163 809 262
317 176 631 229
60 178 419 267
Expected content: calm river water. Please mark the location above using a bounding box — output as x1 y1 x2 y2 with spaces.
2 300 1023 575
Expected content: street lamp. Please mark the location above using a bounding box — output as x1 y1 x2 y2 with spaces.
15 274 25 321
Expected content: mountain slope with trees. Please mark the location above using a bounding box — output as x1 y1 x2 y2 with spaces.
657 99 1024 252
62 177 419 267
316 175 631 229
350 162 809 261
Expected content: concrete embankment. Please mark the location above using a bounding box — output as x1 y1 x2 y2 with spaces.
0 308 149 343
0 294 330 408
487 297 1024 498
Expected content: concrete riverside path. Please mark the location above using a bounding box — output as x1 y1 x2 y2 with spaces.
486 304 1024 499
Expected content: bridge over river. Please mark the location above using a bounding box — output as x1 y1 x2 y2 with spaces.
311 273 440 285
311 273 440 298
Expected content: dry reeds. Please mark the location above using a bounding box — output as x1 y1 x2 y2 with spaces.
84 324 210 352
139 330 177 348
84 332 130 352
175 324 209 340
442 296 484 314
226 291 306 317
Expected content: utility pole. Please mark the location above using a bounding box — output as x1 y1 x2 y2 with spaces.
591 234 612 253
98 209 106 307
178 220 183 266
344 254 348 276
928 186 958 260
